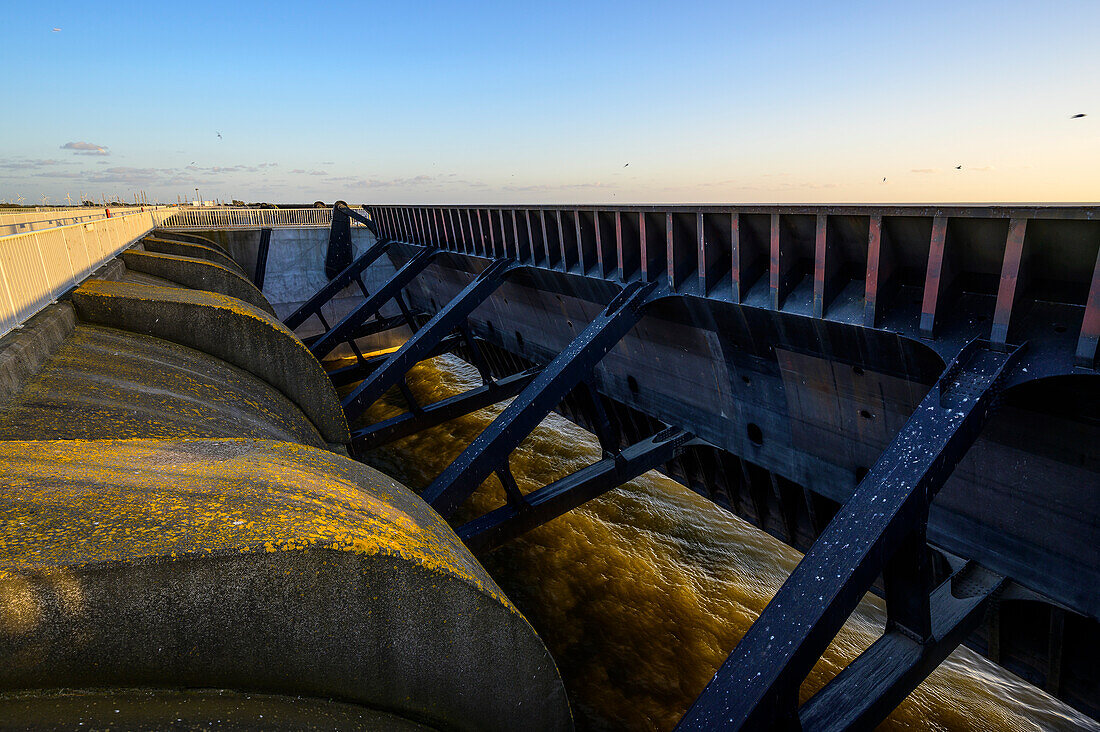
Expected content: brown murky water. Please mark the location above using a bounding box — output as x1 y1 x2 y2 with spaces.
350 354 1096 731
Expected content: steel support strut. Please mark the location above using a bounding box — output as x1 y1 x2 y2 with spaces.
342 258 518 424
335 202 380 238
676 340 1025 732
457 426 701 553
351 366 541 450
423 280 659 518
308 247 436 360
283 237 392 331
326 203 354 279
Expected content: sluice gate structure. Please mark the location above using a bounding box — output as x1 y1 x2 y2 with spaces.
0 201 1095 729
209 201 1097 730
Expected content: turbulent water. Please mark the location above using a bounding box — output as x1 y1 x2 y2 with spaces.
349 353 1096 732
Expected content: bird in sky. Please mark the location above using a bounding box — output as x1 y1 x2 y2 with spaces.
51 27 60 32
882 177 887 183
190 161 195 165
623 163 629 167
216 132 222 140
955 165 963 170
1071 113 1087 119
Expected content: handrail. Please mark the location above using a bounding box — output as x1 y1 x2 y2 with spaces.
0 208 176 337
159 207 374 230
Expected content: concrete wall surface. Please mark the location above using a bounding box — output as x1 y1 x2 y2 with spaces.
0 439 570 731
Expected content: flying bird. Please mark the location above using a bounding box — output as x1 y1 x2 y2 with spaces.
623 163 629 167
1071 113 1087 119
51 27 60 32
216 132 222 139
955 165 962 170
882 177 887 183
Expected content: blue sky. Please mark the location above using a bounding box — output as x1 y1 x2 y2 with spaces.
1 1 1097 204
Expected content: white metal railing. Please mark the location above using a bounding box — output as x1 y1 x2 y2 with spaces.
0 208 176 337
158 206 372 230
0 206 171 237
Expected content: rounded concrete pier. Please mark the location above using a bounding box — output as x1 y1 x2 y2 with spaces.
0 439 571 730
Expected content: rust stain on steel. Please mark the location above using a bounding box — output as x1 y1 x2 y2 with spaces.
1077 245 1100 366
813 214 828 319
920 215 949 338
769 213 781 310
614 211 624 279
731 212 742 303
863 214 883 328
992 218 1028 344
666 212 676 289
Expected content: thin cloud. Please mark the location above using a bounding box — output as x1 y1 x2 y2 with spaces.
61 141 109 156
503 181 613 192
0 159 63 170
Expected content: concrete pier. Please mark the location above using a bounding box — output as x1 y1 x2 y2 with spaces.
0 236 572 730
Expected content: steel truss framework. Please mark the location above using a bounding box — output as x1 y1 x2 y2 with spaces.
278 207 1097 730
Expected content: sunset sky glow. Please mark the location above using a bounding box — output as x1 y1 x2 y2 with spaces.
2 1 1097 204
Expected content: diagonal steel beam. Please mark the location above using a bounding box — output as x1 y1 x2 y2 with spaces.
335 202 380 238
326 332 467 389
676 340 1025 731
350 366 540 451
423 280 659 519
456 426 701 554
309 247 436 360
798 563 1004 731
283 237 391 331
342 258 518 423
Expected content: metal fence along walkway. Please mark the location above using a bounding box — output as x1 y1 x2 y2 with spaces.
0 208 176 337
158 206 375 231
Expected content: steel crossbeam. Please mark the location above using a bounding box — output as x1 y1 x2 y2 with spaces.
676 340 1025 731
351 366 540 451
457 426 701 553
423 280 658 518
283 237 391 330
326 332 466 388
342 258 518 423
300 313 413 348
308 247 437 360
335 201 380 238
798 563 1004 730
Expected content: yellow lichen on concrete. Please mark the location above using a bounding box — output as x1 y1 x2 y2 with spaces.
119 250 275 315
71 280 350 444
0 439 514 613
0 325 326 446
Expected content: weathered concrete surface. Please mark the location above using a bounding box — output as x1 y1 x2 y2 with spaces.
120 250 276 316
71 280 350 445
151 230 231 255
0 439 571 731
143 236 248 275
0 688 433 731
168 227 410 352
0 304 75 406
0 325 326 447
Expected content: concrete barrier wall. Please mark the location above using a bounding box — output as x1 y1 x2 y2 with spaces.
166 227 408 352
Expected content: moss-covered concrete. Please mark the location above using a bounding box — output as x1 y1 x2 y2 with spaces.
0 439 571 731
120 250 275 315
71 280 350 445
151 230 231 255
143 236 248 276
0 325 327 447
0 304 75 408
